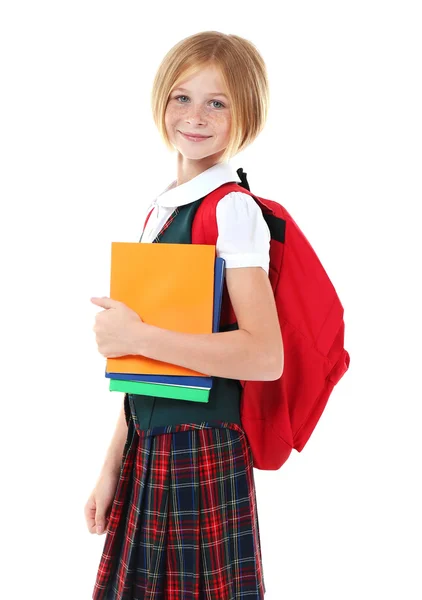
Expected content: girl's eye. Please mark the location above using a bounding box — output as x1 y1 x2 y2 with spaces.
174 95 225 109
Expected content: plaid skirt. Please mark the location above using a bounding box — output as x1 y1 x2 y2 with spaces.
92 399 266 599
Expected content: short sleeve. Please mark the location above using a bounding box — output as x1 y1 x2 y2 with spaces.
215 191 271 275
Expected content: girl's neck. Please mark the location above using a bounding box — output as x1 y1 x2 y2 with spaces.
175 150 225 186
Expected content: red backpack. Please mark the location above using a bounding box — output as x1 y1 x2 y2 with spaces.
143 168 350 470
191 168 350 470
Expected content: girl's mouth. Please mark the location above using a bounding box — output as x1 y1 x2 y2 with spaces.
179 131 211 142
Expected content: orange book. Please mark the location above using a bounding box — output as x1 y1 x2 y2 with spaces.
106 242 216 377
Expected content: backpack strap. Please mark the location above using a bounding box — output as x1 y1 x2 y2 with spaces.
191 170 286 394
139 206 156 242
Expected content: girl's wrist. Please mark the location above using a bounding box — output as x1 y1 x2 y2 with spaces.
133 321 155 357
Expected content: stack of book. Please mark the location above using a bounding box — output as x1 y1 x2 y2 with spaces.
104 242 225 403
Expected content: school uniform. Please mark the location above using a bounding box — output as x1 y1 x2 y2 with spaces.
92 161 271 600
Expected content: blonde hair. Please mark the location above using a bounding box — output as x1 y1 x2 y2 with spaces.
151 31 270 163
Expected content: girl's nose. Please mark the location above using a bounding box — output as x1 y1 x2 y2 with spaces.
185 105 207 123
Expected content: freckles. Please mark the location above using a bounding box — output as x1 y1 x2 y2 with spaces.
165 105 178 122
165 102 231 138
210 112 230 126
209 113 231 137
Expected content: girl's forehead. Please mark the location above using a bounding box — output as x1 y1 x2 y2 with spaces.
177 65 225 86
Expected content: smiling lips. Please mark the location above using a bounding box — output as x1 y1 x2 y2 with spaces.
179 131 211 142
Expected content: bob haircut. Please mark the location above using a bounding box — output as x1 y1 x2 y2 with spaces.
151 31 270 163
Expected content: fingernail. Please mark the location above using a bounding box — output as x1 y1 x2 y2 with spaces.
97 525 103 533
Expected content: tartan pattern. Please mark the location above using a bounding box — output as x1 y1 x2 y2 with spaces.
139 207 180 244
92 399 266 599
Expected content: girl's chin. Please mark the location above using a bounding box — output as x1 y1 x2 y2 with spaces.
173 142 217 156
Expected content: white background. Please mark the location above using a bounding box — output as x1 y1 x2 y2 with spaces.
1 1 421 598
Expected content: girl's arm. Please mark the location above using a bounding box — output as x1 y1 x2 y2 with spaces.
100 399 127 475
134 266 284 382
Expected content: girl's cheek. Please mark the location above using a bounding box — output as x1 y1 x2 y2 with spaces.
211 111 230 125
165 106 177 121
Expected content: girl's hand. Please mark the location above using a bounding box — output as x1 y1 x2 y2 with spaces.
91 296 144 358
84 468 120 535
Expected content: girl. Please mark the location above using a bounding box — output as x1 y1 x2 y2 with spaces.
86 30 283 600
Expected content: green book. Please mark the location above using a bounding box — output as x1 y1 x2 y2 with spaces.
109 378 210 402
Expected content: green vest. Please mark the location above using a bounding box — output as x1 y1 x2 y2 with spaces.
129 198 242 430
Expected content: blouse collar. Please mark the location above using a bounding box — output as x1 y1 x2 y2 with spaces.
154 161 242 209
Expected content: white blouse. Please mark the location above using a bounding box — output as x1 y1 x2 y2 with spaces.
141 191 271 275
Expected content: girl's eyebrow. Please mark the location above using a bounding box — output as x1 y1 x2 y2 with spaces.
173 87 228 99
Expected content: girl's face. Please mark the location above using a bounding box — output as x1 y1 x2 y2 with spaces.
165 65 232 162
